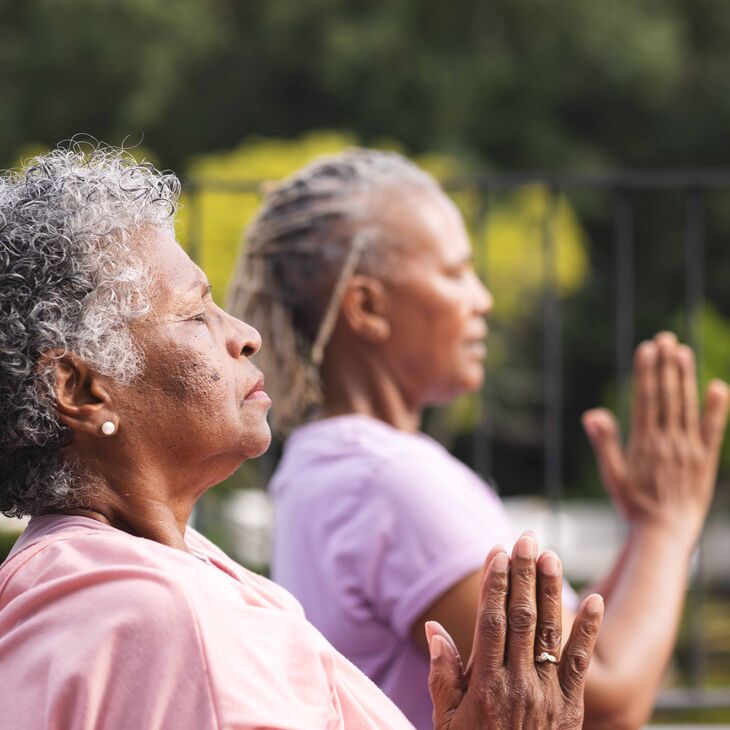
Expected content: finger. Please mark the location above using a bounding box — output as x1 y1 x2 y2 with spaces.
471 550 510 681
481 544 507 591
464 547 508 678
559 593 604 703
506 533 538 675
701 379 730 455
656 331 680 432
535 551 563 668
677 345 700 436
630 341 658 435
427 622 466 728
582 409 627 495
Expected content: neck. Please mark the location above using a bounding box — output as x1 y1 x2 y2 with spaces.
319 345 422 433
54 443 206 552
49 499 189 551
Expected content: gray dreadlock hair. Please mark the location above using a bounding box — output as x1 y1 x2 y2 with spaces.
227 148 441 434
0 141 180 518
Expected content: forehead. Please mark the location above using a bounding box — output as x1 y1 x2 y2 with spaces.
135 226 205 302
375 186 472 264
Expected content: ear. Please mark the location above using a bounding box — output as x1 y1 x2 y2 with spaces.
339 275 391 344
40 350 117 437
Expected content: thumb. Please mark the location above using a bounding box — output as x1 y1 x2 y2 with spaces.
426 621 464 729
582 408 626 494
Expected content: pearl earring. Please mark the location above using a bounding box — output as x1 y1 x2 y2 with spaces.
101 421 116 436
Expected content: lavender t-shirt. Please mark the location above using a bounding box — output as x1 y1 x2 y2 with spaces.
269 414 517 730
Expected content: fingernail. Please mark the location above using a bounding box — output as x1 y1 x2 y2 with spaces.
586 594 604 616
429 634 443 660
424 621 436 642
516 534 536 558
541 553 560 576
491 552 509 573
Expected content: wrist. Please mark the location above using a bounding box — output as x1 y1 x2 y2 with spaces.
628 519 698 555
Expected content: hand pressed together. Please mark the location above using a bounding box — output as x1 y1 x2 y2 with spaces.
582 332 729 545
427 534 604 729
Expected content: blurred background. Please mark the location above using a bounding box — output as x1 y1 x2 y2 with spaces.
2 0 730 724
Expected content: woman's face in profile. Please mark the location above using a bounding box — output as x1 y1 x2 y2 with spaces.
109 227 272 489
377 188 493 407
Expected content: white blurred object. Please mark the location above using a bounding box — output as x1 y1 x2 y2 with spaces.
217 488 730 585
502 497 730 585
0 513 28 533
223 489 273 569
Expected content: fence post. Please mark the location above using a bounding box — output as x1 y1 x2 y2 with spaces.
543 185 562 516
684 187 707 691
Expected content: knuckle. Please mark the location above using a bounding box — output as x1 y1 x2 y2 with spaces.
512 563 536 584
488 569 509 593
537 623 560 650
541 578 561 601
566 649 591 678
508 603 537 633
578 615 600 641
478 609 507 638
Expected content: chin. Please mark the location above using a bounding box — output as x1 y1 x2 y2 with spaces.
245 422 272 459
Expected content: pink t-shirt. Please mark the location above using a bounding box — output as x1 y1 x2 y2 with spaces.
0 514 413 730
269 415 517 730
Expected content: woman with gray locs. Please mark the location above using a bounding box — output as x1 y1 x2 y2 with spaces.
229 149 730 730
0 143 602 729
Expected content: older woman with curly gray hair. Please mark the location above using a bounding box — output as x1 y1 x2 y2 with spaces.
0 144 604 729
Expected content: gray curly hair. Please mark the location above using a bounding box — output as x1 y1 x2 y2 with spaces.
0 142 180 518
227 148 440 434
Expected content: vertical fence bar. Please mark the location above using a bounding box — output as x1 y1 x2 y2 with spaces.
684 188 707 692
543 186 562 513
614 192 634 428
472 186 494 484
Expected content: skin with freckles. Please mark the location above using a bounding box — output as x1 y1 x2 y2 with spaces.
48 226 271 549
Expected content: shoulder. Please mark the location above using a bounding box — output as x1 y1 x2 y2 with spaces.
185 527 305 614
0 529 222 729
3 528 202 623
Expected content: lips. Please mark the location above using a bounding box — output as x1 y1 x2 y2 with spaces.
244 373 270 402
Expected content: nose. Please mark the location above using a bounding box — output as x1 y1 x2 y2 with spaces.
224 310 261 358
470 270 493 315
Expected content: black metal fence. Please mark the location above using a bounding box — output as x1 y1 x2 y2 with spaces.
186 169 730 718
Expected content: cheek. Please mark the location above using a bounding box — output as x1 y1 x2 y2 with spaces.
161 358 228 407
142 342 235 431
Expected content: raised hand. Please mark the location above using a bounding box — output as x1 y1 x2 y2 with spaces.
582 331 730 545
427 533 604 729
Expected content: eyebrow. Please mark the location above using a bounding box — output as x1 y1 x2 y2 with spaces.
187 280 212 296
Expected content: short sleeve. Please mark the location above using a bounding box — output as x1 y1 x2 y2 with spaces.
359 454 514 639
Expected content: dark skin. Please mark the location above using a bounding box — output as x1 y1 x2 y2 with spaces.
48 226 271 550
45 224 602 729
320 185 730 730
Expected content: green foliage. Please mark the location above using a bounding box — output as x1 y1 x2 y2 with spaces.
175 131 359 301
6 1 730 171
0 530 20 562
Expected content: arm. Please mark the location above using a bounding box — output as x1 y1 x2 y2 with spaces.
413 332 728 730
410 551 501 661
575 332 730 730
427 533 604 730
